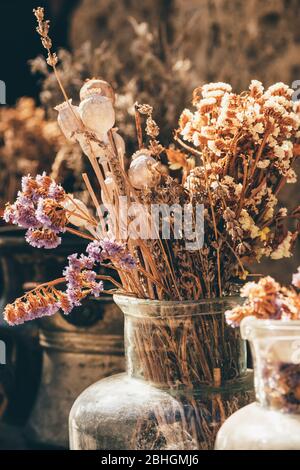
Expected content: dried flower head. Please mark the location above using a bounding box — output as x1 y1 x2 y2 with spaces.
33 7 58 67
3 173 68 248
226 268 300 326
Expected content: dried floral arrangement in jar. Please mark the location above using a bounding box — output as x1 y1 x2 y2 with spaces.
225 269 300 414
2 6 299 322
1 6 300 450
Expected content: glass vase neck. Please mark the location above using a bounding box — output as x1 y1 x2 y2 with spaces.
241 317 300 414
114 295 247 389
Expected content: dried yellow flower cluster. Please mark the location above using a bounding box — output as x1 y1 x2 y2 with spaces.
0 98 62 203
225 269 300 326
176 81 300 281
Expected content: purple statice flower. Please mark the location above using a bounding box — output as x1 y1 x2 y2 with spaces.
35 172 50 189
3 204 18 224
58 297 73 315
91 281 104 297
100 238 125 258
22 173 65 202
67 253 84 270
3 199 39 229
16 202 39 229
86 238 136 270
65 286 82 309
63 252 105 310
23 302 61 323
99 239 136 270
86 240 104 263
21 174 45 203
63 254 89 309
4 298 61 326
83 270 104 297
79 254 95 270
83 270 97 283
66 253 94 274
119 253 136 270
35 198 66 233
36 199 52 227
48 181 65 201
21 174 37 196
3 173 67 251
292 267 300 289
63 266 81 289
25 228 62 249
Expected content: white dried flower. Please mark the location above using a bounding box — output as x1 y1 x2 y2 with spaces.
286 168 297 184
264 97 287 117
271 232 293 259
201 82 232 95
199 126 216 139
278 208 288 217
197 97 217 113
252 122 265 134
249 80 264 98
207 140 222 156
239 209 260 239
257 160 270 169
264 82 293 98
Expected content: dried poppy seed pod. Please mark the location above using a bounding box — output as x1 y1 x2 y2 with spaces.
54 100 83 142
79 94 115 137
80 79 115 104
128 150 161 189
62 195 90 227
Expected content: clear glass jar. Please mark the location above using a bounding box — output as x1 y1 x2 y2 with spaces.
69 296 254 450
215 317 300 450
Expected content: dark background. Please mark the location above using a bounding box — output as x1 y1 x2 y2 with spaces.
0 0 79 104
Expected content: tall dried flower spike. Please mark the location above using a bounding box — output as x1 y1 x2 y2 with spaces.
33 7 68 101
33 7 55 61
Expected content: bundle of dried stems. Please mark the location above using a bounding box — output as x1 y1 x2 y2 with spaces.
2 5 299 334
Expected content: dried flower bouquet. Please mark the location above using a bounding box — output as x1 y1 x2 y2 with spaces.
2 7 300 450
2 7 299 324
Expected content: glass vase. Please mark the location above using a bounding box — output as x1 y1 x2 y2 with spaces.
69 295 254 450
215 317 300 450
27 297 124 449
